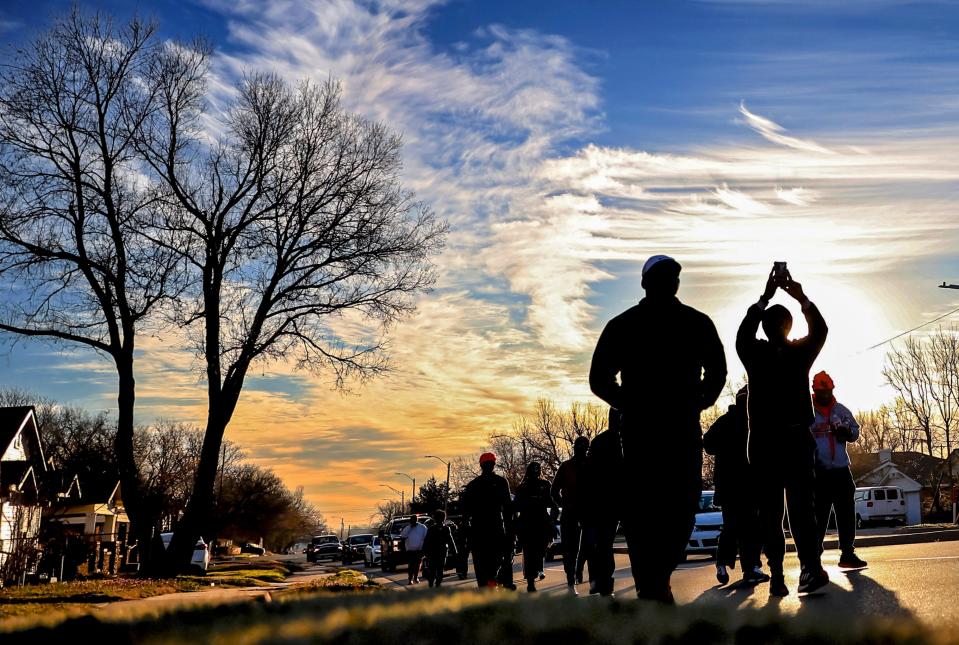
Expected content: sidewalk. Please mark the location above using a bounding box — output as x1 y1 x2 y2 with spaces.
611 523 959 554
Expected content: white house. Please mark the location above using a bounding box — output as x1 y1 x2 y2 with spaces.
0 407 47 575
853 449 924 526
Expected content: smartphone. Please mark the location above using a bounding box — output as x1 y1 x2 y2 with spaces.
773 261 788 285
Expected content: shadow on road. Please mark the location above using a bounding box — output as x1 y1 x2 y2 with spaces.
795 569 912 620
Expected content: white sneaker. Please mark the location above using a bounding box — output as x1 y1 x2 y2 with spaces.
538 571 546 581
567 584 579 596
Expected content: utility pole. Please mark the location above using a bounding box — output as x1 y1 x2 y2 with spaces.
425 455 452 512
936 281 959 523
396 472 416 506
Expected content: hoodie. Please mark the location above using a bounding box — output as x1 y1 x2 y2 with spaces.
810 399 859 469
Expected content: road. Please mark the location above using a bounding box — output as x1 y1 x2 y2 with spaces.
336 541 959 624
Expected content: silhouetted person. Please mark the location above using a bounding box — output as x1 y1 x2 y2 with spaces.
736 265 829 596
552 435 590 593
590 254 727 602
423 509 458 587
400 514 427 585
810 371 866 568
462 452 513 588
581 407 624 597
514 461 554 592
703 386 769 586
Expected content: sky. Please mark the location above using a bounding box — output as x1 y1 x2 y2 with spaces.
2 0 959 527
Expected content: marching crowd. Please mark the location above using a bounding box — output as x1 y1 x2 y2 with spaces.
401 256 864 601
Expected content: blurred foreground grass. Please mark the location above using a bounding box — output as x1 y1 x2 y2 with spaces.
2 586 957 645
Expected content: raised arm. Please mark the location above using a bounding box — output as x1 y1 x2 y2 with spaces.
589 319 626 411
782 276 828 362
736 269 778 364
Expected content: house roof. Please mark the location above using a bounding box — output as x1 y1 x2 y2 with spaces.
0 406 46 469
851 451 946 484
1 462 38 495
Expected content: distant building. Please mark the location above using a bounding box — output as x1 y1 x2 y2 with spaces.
46 478 132 576
850 449 947 525
0 407 47 579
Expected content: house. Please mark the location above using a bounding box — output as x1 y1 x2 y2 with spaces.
850 449 942 525
0 407 47 578
46 477 132 576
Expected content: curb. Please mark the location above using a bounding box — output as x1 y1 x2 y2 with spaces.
611 527 959 555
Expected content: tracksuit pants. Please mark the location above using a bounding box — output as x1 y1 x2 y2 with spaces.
814 466 857 555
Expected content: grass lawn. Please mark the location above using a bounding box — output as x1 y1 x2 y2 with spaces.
1 587 957 644
0 559 297 626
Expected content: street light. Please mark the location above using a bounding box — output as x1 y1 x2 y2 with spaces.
939 282 959 290
425 455 451 511
380 484 405 508
396 472 416 504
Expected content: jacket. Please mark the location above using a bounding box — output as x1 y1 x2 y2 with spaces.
551 456 588 517
736 300 827 453
702 401 750 505
462 472 513 538
590 296 727 449
811 400 859 469
423 523 458 556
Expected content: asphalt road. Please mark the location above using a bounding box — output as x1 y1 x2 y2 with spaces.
337 541 959 624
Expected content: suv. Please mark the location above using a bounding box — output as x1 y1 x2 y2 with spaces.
342 534 374 564
855 486 906 527
307 534 343 563
684 491 722 560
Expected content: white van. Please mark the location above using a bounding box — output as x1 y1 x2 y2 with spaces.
854 486 906 528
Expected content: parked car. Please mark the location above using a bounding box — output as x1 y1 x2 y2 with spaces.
684 491 722 560
240 542 266 556
342 534 374 564
159 532 211 571
364 535 383 567
855 486 906 527
307 534 343 562
545 510 563 562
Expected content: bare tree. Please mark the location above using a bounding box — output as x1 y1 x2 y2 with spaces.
884 336 937 456
0 11 183 569
138 63 446 569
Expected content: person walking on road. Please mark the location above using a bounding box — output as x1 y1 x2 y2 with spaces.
462 452 514 589
514 461 555 593
703 386 769 586
399 514 428 585
581 407 624 597
811 371 867 569
423 510 458 587
736 264 829 596
590 254 727 603
552 435 590 593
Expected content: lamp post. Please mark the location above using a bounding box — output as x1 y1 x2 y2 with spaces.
396 472 416 505
425 455 452 511
380 484 404 509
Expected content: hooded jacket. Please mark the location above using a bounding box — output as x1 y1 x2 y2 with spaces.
810 399 859 469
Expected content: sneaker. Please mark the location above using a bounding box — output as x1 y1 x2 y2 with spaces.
838 553 868 569
575 574 584 585
770 574 788 596
743 566 771 584
407 580 414 585
716 564 729 585
527 582 537 593
567 584 579 596
538 571 546 581
798 567 829 594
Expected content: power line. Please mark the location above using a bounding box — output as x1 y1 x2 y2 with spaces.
865 303 959 351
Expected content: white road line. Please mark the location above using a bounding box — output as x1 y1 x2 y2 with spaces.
885 556 959 562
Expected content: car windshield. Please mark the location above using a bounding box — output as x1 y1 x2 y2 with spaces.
698 493 720 512
351 535 373 545
312 536 338 545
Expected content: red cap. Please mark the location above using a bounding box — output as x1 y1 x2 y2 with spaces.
812 371 835 391
479 452 496 465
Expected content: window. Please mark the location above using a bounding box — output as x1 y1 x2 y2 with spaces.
854 491 866 502
886 489 898 500
874 490 886 500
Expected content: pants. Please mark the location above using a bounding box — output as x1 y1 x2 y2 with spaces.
406 550 423 581
456 536 469 577
716 485 762 570
815 466 856 555
621 438 702 600
560 516 586 584
520 533 547 582
753 426 822 573
582 519 618 595
471 534 505 588
425 548 448 587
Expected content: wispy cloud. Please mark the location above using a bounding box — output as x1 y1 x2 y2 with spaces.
739 103 834 154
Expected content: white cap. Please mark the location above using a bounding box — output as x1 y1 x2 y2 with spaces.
642 254 680 277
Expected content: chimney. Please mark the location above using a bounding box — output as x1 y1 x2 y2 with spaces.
878 448 892 464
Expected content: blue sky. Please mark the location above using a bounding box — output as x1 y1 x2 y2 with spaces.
3 0 959 523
